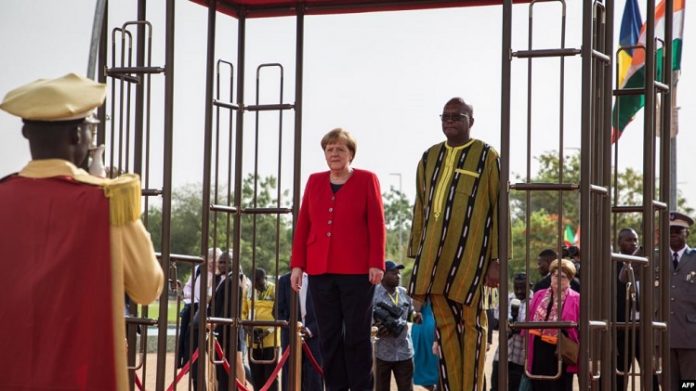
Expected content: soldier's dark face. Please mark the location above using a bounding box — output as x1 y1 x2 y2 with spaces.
670 226 688 251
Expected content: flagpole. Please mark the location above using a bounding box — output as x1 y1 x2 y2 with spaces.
660 1 675 390
671 137 677 208
670 72 679 208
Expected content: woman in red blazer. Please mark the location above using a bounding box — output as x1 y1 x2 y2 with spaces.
291 128 386 391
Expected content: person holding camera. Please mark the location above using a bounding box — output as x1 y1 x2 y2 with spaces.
373 260 422 391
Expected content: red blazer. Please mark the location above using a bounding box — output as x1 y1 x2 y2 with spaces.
291 168 386 275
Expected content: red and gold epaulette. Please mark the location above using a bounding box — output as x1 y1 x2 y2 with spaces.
74 172 142 226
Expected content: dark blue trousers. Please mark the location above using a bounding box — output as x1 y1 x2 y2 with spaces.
309 274 375 391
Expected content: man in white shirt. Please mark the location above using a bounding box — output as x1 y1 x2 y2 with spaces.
177 247 222 368
179 247 222 387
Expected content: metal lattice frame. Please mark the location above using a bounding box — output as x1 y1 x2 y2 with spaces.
96 0 675 389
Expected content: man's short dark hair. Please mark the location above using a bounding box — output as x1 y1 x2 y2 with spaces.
513 272 527 283
445 97 474 117
538 249 557 260
618 228 636 239
219 252 232 263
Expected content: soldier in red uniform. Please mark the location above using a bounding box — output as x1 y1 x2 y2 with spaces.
0 73 164 391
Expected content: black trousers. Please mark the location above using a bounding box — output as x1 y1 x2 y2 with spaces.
530 337 573 391
309 274 375 391
487 308 496 344
615 329 660 390
215 329 244 391
375 358 414 391
250 347 279 391
490 360 524 391
280 337 323 391
177 303 196 368
189 324 205 391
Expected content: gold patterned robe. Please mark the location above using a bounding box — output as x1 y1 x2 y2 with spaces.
408 139 500 391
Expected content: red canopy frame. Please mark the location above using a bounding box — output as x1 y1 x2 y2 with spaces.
189 0 529 18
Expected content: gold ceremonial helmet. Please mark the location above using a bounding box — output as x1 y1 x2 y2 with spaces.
0 73 106 122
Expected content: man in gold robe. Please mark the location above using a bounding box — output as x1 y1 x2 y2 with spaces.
408 97 501 391
0 73 164 391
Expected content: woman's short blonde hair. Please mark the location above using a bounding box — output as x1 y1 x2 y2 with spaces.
320 128 357 161
549 258 577 280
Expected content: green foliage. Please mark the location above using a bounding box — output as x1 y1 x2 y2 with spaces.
510 152 581 222
145 181 414 286
143 154 691 292
612 167 694 235
511 209 564 281
510 151 692 282
383 187 412 261
143 300 180 324
238 174 292 277
382 186 416 285
145 175 292 282
509 152 580 282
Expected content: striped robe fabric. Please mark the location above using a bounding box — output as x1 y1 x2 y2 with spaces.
408 139 500 391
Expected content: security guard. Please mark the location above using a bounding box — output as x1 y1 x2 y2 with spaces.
669 211 696 387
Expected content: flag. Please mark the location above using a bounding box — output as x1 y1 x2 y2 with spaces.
611 0 686 142
617 0 643 87
564 225 576 247
574 225 580 247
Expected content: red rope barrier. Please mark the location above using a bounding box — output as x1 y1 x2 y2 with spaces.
258 347 289 391
134 373 144 391
211 339 248 391
301 340 324 377
212 339 290 391
212 340 232 373
165 348 200 391
138 340 295 391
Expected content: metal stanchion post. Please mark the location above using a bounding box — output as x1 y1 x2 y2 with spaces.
293 321 304 390
371 326 378 390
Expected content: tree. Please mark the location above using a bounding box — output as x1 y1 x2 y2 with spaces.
149 179 417 283
509 151 692 282
510 152 581 223
383 186 412 261
510 209 564 281
238 174 292 277
146 175 293 282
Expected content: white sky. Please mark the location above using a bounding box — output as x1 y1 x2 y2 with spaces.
1 0 695 212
